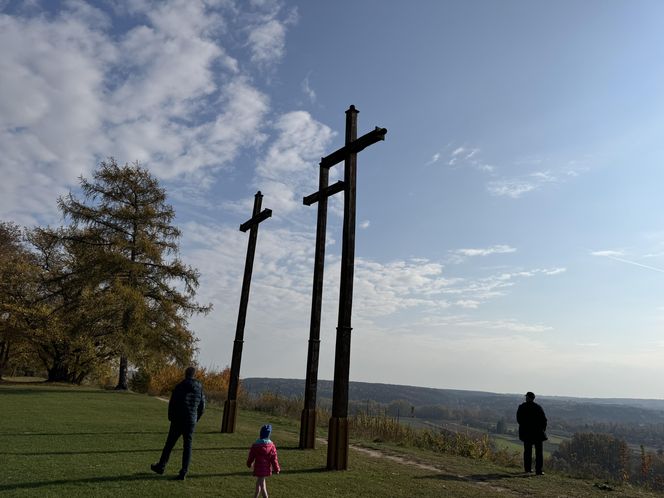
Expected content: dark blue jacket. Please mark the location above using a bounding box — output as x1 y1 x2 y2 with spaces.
168 377 205 426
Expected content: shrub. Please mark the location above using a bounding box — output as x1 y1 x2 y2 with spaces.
552 432 630 482
141 363 239 403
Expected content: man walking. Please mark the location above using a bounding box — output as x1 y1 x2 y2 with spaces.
516 391 547 475
151 366 205 480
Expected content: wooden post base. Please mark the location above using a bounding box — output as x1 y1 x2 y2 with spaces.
299 408 317 449
326 416 349 470
221 399 237 433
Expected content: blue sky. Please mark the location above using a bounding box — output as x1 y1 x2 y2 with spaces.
2 0 664 398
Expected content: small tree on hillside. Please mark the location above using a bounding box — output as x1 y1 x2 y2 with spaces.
58 158 211 389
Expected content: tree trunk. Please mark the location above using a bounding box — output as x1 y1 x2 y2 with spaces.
115 355 128 390
47 363 70 383
0 340 9 379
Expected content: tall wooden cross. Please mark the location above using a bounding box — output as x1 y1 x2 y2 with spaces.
304 105 386 469
221 191 272 433
299 164 345 449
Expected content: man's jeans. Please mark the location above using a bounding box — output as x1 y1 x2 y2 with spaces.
158 422 195 475
523 440 543 474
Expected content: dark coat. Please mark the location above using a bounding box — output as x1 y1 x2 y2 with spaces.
168 377 205 426
516 400 547 442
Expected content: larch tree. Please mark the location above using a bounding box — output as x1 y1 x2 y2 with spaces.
26 227 120 383
58 159 211 389
0 221 37 377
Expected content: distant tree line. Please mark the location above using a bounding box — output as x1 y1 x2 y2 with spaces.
0 159 210 388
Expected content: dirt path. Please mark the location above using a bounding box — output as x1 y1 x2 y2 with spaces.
320 438 515 494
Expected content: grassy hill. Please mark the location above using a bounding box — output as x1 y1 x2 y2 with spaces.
1 383 663 497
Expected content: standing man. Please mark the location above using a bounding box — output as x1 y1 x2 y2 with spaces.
151 366 205 480
516 391 547 475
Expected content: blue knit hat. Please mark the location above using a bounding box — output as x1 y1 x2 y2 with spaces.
260 424 272 439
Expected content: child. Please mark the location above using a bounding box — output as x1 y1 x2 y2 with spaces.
247 424 280 498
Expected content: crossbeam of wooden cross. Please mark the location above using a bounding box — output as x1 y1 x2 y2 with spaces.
240 208 272 231
319 127 387 169
302 180 345 206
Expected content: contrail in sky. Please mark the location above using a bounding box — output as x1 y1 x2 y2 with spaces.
599 254 664 274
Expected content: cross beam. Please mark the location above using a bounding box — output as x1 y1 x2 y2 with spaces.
319 127 387 169
240 208 272 232
303 180 345 206
221 191 271 433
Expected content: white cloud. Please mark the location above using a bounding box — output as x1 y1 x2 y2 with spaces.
359 220 370 229
487 156 590 199
591 250 624 257
445 145 491 173
245 2 298 68
301 75 316 103
456 318 553 333
487 179 539 198
425 152 441 166
0 1 280 223
248 19 287 65
453 244 516 258
253 111 335 214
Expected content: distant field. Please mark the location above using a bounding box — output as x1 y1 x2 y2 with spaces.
1 383 663 497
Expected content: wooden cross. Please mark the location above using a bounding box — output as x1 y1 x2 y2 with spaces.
299 166 345 449
221 191 272 433
299 105 386 468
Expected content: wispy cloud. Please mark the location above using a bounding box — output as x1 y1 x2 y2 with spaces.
425 152 441 166
487 170 557 198
185 219 565 340
301 75 316 103
487 157 591 199
453 245 517 258
446 146 490 171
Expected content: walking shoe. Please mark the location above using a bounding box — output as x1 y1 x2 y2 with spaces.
150 463 164 475
536 472 545 476
174 472 186 481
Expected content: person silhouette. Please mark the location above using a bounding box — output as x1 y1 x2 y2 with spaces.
151 366 205 480
516 391 547 475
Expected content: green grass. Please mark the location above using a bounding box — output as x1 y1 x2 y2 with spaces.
1 384 662 497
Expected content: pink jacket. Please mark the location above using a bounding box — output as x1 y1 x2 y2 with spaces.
247 440 280 477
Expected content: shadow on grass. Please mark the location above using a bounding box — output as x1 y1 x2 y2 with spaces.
5 446 260 456
0 431 164 436
0 387 133 395
0 472 248 492
279 467 328 475
0 468 330 492
416 471 532 483
0 473 163 492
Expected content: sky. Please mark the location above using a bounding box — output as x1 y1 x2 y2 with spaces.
2 0 664 399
